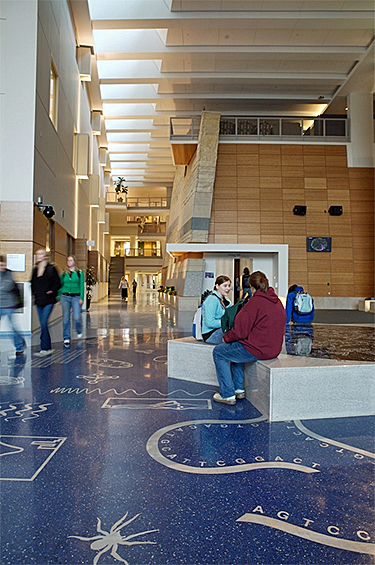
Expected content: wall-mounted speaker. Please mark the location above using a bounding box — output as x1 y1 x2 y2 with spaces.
328 205 343 216
293 205 307 216
307 237 332 252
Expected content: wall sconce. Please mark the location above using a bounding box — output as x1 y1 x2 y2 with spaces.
293 205 307 216
103 213 110 234
91 110 102 135
328 205 343 216
75 133 90 179
77 46 93 81
99 147 107 167
89 175 100 207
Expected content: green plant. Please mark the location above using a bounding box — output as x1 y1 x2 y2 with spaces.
86 265 98 299
114 177 128 194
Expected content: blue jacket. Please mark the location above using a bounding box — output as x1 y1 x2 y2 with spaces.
285 286 314 324
201 291 231 335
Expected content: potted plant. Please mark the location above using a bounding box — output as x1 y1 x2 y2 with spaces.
86 265 98 311
114 177 128 202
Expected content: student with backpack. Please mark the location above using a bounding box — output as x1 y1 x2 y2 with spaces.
285 284 314 324
241 267 252 299
212 271 286 405
200 275 232 344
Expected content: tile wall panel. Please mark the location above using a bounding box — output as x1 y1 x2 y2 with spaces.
210 144 374 297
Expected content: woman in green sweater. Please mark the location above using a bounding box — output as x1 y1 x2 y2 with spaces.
58 256 85 345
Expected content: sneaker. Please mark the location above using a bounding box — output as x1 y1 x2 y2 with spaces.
63 339 71 346
235 389 246 400
77 333 83 339
213 392 236 405
34 349 54 357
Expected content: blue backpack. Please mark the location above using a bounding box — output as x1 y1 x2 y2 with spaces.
293 291 314 315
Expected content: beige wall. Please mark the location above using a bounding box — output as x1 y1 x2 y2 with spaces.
209 144 374 298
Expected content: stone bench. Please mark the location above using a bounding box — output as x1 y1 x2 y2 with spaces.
167 337 375 421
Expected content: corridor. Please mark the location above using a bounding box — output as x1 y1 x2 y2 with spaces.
0 293 374 565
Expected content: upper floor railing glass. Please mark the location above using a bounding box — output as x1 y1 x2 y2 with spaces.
170 116 350 142
106 192 171 208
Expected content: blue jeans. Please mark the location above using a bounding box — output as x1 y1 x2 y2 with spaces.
0 308 26 352
61 295 82 341
36 303 54 350
205 328 224 345
213 341 259 398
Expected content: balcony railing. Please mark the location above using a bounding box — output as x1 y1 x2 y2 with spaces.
120 248 162 258
170 116 350 142
106 192 171 208
137 224 166 235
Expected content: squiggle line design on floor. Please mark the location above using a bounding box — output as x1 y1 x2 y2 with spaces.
236 514 375 555
49 387 216 396
294 420 375 459
0 403 52 421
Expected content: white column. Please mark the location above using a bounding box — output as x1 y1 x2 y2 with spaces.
347 92 374 168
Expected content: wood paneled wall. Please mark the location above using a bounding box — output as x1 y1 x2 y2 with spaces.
209 144 374 297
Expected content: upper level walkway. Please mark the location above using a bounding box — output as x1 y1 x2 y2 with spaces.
170 115 350 143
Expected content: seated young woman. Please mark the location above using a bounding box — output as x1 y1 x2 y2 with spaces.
201 275 232 345
212 271 286 405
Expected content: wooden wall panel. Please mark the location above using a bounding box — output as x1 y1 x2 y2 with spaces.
210 143 374 297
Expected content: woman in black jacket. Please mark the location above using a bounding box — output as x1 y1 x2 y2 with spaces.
30 249 61 356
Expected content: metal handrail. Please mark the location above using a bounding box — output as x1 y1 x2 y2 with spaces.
120 248 162 258
170 116 350 142
106 193 171 208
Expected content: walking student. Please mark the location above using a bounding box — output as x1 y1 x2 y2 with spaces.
212 271 286 405
30 249 61 356
241 267 252 299
118 275 129 300
132 279 137 296
0 256 26 356
58 255 85 345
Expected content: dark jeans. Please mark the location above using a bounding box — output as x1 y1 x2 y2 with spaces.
213 341 259 398
36 303 54 350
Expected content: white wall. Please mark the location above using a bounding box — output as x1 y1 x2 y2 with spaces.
0 0 38 202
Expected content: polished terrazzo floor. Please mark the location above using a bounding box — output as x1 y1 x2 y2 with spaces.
0 293 374 565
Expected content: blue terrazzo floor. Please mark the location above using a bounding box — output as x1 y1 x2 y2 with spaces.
0 292 374 565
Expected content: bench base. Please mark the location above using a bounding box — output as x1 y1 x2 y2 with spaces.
167 337 375 421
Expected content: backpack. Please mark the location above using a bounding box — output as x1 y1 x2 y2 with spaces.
294 335 313 356
293 291 314 315
221 295 250 334
192 291 221 340
192 306 204 340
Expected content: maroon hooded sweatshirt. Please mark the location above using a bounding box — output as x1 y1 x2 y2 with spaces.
223 287 286 359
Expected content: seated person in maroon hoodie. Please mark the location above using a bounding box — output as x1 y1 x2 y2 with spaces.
212 271 286 405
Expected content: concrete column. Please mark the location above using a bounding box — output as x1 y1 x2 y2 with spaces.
347 92 374 168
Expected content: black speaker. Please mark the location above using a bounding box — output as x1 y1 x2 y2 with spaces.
328 205 343 216
293 205 307 216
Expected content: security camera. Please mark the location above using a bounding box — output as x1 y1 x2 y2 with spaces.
36 197 55 219
43 205 55 219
